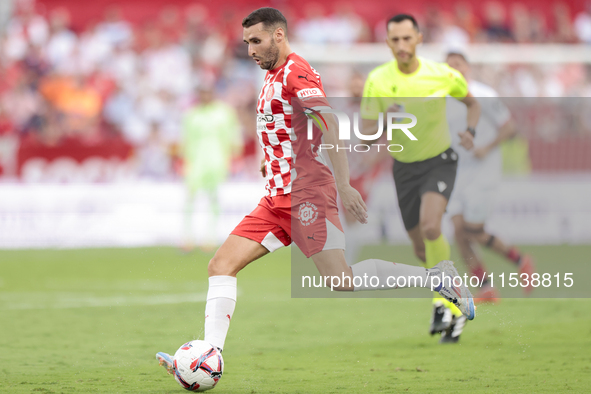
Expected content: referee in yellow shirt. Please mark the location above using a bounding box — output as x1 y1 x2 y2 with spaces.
361 14 481 343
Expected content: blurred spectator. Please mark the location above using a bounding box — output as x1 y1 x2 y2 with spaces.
575 2 591 43
142 26 192 95
327 2 370 44
422 6 442 43
159 6 183 43
482 1 514 42
553 3 575 43
0 105 13 136
40 74 102 138
45 8 76 69
103 41 138 88
96 6 132 47
137 122 172 179
435 12 470 45
454 2 481 41
294 3 332 44
511 3 532 43
76 23 113 74
183 3 211 59
103 83 134 129
529 10 548 43
1 73 44 133
4 0 48 61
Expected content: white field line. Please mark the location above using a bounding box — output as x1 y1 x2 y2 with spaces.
0 292 207 310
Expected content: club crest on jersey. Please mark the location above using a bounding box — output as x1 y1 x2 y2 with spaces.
297 88 323 98
265 85 275 101
298 202 318 226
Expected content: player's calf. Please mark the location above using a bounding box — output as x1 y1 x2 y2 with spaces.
412 243 426 263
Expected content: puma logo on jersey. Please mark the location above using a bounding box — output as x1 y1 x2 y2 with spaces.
437 181 447 193
298 74 310 81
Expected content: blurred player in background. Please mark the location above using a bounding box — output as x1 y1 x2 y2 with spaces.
361 14 480 343
157 8 474 380
446 51 536 308
181 84 242 251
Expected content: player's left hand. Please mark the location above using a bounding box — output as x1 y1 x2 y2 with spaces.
338 184 368 224
260 158 266 177
458 130 474 150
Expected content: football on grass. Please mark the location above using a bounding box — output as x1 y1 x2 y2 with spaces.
173 340 224 391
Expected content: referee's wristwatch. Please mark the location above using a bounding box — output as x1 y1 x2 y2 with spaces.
467 127 476 137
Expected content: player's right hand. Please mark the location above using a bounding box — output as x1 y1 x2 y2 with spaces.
458 130 475 150
338 184 368 224
260 158 266 177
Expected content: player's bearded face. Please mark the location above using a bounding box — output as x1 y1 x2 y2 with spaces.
257 37 280 70
243 25 281 70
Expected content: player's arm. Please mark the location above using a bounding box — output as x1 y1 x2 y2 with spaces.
260 158 266 177
288 67 368 223
473 118 517 159
321 114 368 224
457 93 480 150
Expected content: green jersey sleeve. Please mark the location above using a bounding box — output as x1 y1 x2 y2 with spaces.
445 66 469 98
360 72 385 120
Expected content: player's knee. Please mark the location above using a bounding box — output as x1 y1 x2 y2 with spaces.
420 221 441 240
208 255 236 277
464 226 486 243
477 232 494 247
454 226 463 241
454 226 468 243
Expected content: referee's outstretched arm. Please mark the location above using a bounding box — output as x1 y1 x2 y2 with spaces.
457 92 481 150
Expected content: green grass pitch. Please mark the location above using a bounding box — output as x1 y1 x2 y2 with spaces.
1 245 590 393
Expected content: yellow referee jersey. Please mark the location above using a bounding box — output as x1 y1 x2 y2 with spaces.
361 56 468 163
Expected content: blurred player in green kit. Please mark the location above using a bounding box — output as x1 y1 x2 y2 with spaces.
182 84 242 251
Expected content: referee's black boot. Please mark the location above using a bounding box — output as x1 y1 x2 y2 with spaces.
429 302 452 335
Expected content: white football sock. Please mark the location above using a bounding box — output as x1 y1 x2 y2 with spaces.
204 276 237 350
350 259 437 291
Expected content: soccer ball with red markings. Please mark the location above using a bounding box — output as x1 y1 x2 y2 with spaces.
173 340 224 391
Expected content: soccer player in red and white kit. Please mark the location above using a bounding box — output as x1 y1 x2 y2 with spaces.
157 7 474 381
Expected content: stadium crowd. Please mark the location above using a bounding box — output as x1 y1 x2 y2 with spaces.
0 0 590 179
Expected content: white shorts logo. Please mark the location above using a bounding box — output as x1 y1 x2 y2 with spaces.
298 202 318 226
296 88 323 98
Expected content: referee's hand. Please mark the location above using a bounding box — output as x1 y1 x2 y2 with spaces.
458 130 474 150
338 184 368 224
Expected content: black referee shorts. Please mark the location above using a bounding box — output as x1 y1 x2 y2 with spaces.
393 147 458 231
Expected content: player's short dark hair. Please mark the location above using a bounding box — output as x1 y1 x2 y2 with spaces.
387 14 419 31
242 7 288 36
